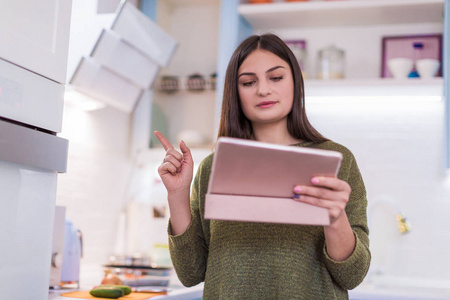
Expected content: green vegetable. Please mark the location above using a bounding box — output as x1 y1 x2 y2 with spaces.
99 285 132 295
89 287 124 299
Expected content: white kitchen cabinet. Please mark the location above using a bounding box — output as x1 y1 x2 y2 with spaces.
0 1 71 299
0 59 65 133
0 120 68 300
0 0 72 83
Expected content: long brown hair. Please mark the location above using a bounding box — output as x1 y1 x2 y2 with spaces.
217 33 328 143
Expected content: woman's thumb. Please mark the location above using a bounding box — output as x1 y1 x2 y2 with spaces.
179 140 193 164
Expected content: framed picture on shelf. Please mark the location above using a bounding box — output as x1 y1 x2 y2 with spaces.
381 34 442 78
284 39 307 71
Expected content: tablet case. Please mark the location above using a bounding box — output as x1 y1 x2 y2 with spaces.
204 137 343 226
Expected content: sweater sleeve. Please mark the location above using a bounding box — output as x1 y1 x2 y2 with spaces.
323 150 371 290
167 157 211 287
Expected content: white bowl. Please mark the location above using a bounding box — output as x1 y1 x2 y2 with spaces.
416 59 440 79
387 58 414 79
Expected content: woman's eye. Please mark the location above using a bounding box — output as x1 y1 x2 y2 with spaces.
242 81 256 86
271 76 283 82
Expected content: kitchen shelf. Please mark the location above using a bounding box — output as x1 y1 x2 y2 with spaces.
304 77 444 98
238 0 445 29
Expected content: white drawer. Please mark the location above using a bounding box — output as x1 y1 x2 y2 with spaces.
0 59 64 133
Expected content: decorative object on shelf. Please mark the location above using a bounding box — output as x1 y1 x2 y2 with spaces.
381 34 442 78
416 58 441 79
210 73 217 90
387 58 414 79
187 73 207 91
249 0 273 3
156 74 217 92
284 40 307 78
159 76 179 93
408 42 424 78
316 44 345 80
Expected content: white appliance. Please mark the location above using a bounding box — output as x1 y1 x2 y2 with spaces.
61 220 83 287
0 0 72 299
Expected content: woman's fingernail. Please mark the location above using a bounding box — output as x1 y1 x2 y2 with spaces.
293 194 300 199
311 178 320 184
294 186 302 193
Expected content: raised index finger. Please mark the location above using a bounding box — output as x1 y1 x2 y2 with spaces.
154 131 174 150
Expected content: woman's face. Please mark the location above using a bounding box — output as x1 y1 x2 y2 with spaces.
237 49 294 127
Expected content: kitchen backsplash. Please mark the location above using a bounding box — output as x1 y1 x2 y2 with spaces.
56 105 134 266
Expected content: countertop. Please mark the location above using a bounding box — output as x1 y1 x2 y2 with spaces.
48 284 203 300
349 280 450 300
48 264 203 300
48 265 450 300
49 281 450 300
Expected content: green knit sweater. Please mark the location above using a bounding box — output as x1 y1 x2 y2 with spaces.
168 140 371 299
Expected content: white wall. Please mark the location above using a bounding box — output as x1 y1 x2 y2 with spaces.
306 95 450 287
57 106 133 266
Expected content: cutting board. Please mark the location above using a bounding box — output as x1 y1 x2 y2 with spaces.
61 291 167 299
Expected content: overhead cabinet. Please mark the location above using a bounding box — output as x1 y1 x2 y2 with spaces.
0 0 72 83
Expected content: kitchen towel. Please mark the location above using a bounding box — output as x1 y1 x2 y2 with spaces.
61 291 167 299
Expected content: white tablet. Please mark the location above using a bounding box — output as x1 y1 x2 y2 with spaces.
204 137 343 225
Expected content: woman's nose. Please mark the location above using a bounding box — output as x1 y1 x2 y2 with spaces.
257 81 272 96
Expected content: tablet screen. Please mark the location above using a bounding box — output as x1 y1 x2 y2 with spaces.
207 137 343 199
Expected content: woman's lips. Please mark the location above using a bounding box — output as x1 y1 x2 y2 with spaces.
257 101 277 108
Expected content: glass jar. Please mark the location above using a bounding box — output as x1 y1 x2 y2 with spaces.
316 45 345 79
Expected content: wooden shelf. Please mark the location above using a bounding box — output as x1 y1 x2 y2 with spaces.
239 0 444 29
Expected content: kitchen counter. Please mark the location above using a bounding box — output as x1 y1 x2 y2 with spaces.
49 264 203 300
49 265 450 300
349 280 450 300
48 284 203 300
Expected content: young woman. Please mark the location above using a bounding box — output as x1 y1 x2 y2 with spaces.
154 33 370 299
